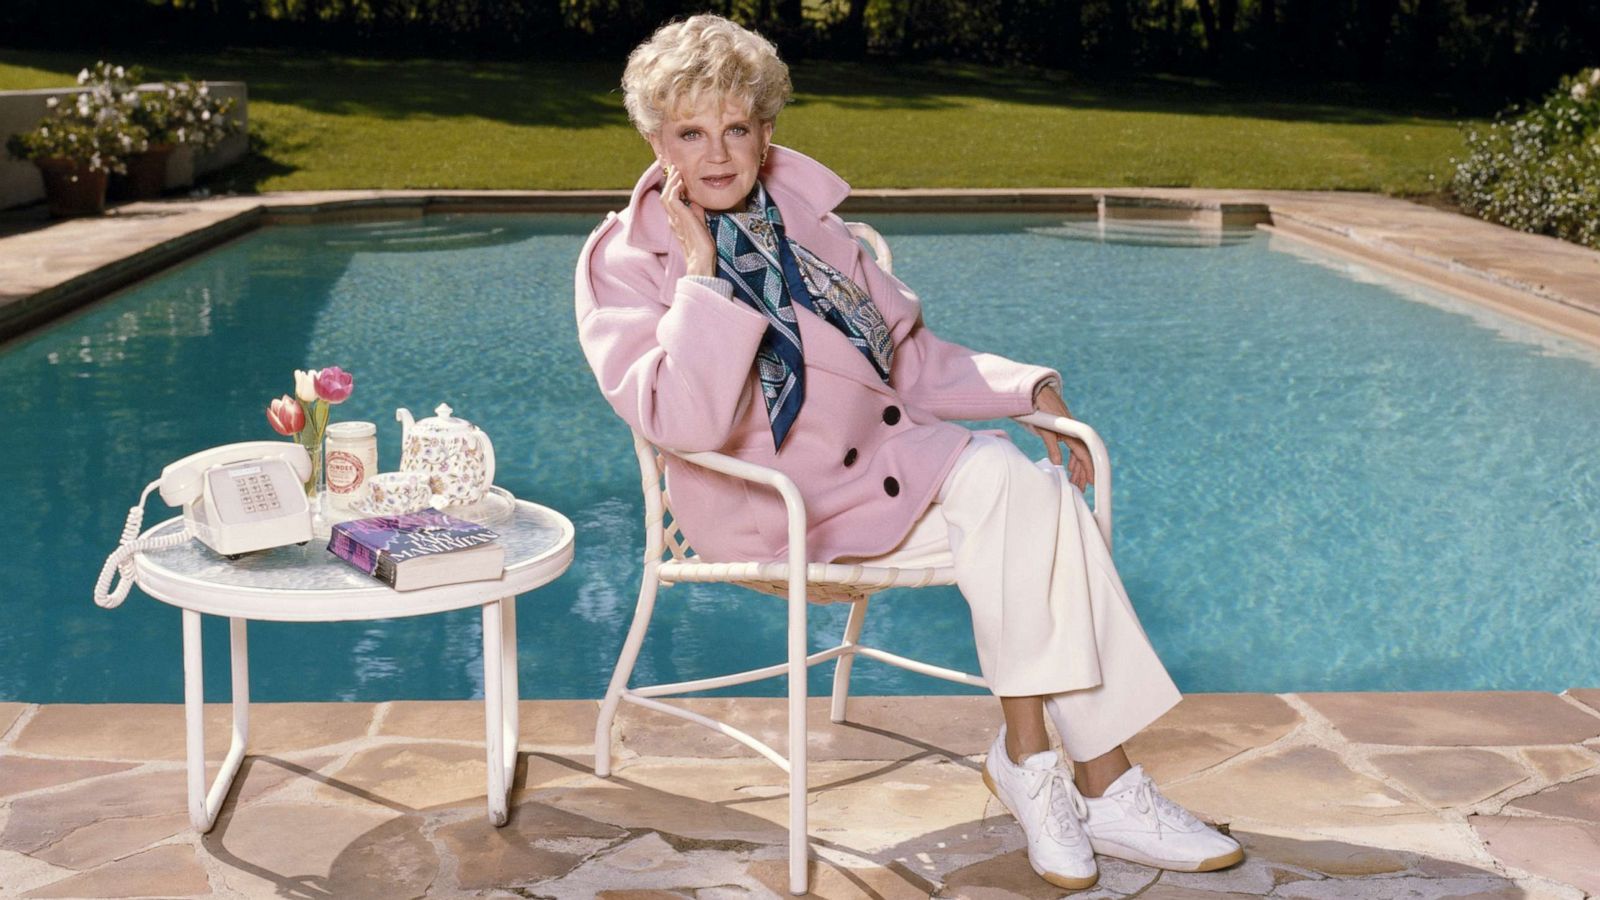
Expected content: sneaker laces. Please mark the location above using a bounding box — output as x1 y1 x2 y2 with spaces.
1027 766 1089 844
1130 773 1203 836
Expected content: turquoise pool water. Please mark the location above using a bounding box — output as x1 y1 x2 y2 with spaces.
5 212 1599 703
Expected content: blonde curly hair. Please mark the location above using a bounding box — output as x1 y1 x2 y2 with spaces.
621 15 792 136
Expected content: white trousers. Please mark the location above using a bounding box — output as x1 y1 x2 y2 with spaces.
843 432 1182 761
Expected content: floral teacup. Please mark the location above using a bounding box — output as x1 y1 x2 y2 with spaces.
356 471 441 517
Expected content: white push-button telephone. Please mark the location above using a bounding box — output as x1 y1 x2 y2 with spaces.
94 442 315 609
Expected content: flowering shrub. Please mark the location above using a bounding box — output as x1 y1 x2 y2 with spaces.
4 63 147 174
133 78 240 151
1452 67 1600 251
5 62 242 174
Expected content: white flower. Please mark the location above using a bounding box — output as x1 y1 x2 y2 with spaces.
1574 82 1591 102
294 369 320 402
201 110 211 121
76 68 89 84
1591 68 1600 87
45 96 58 108
113 66 124 78
198 84 209 96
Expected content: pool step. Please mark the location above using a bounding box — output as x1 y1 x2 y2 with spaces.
321 223 512 251
1028 219 1259 248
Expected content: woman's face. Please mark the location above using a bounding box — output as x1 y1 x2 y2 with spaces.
647 94 773 213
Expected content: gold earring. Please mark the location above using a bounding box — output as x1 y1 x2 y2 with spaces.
760 146 769 166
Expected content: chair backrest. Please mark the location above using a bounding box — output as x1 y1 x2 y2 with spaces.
846 222 893 274
632 432 694 567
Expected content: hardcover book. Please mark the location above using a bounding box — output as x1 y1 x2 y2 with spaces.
328 510 504 591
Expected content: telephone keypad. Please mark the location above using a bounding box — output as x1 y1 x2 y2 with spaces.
236 472 282 515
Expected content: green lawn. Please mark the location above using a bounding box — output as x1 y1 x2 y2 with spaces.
0 48 1477 194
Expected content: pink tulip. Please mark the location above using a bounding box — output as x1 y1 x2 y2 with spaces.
267 395 305 436
315 366 354 404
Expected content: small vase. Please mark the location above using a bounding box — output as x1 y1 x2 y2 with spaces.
109 143 175 201
303 442 325 500
35 158 108 217
303 444 335 541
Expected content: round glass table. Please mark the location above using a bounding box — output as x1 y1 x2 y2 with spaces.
129 498 574 830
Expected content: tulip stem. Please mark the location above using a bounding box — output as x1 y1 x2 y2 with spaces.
297 398 330 497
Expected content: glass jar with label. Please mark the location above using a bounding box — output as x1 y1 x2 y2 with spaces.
324 421 378 511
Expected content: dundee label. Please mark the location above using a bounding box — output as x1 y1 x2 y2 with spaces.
326 450 365 494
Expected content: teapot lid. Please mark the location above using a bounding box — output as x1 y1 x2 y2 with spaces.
413 403 473 433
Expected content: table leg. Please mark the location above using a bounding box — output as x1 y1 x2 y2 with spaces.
500 595 519 792
182 611 250 832
481 599 513 826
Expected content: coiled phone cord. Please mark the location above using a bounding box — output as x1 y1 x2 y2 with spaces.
93 479 195 609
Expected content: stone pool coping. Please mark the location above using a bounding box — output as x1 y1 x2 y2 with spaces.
2 691 1598 898
2 188 1599 349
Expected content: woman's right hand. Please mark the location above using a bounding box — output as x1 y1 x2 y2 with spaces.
660 165 718 278
1029 383 1094 491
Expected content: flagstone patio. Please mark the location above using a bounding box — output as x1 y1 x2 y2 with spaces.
2 691 1597 898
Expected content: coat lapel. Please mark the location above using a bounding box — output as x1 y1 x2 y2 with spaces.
622 145 894 395
763 149 895 396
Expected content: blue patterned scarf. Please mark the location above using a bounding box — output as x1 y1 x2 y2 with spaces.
707 183 894 451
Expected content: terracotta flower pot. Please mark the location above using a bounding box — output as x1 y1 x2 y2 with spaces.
35 158 108 217
109 143 176 201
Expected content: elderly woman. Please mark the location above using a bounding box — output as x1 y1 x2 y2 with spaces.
575 14 1242 890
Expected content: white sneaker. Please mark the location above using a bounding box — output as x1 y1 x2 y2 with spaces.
982 725 1098 890
1082 764 1244 872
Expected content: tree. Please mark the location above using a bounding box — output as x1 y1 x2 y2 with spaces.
1196 0 1237 64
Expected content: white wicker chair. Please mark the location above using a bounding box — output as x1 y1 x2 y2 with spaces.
591 223 1116 896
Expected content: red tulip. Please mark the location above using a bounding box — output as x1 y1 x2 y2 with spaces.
315 366 354 404
267 394 305 436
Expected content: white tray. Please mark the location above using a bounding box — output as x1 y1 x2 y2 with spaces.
438 485 517 527
315 485 517 536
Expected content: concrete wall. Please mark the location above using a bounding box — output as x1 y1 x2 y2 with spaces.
1 82 248 210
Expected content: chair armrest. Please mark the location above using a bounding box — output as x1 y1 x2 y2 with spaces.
664 410 1116 564
1012 412 1114 549
671 448 805 510
668 448 810 568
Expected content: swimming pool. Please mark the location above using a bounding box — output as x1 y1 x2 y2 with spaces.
6 212 1599 703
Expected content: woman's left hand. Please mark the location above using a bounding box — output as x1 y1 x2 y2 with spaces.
1027 384 1095 491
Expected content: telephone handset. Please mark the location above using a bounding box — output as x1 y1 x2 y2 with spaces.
94 442 316 609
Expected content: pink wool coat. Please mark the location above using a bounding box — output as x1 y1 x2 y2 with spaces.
574 145 1060 564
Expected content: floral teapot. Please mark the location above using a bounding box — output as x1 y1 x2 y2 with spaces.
395 403 497 507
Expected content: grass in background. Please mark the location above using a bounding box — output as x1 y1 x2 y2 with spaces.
0 48 1476 194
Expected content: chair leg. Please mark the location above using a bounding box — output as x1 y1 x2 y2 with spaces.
829 596 871 724
788 576 810 895
594 572 662 779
